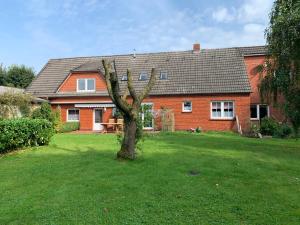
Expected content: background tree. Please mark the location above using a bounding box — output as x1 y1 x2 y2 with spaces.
260 0 300 136
102 60 156 160
6 65 35 88
0 64 6 86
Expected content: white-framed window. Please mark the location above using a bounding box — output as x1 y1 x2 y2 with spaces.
77 78 95 92
121 74 128 81
182 101 192 112
159 71 168 80
250 104 269 120
67 109 80 121
141 103 153 129
211 101 234 119
139 72 148 81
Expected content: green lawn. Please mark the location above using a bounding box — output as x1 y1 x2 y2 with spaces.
0 132 299 225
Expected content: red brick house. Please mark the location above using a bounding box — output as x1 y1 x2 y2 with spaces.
26 44 283 132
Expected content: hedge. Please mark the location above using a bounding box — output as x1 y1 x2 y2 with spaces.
59 122 80 133
0 118 54 153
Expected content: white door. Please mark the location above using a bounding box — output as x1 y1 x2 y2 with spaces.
93 109 104 131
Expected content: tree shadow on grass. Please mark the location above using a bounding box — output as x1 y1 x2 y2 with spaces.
148 133 300 161
1 133 300 225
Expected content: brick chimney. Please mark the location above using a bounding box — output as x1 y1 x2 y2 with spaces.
193 43 200 53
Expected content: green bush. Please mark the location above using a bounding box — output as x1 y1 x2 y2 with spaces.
59 122 79 133
0 118 54 153
52 107 62 132
260 118 279 136
274 123 292 138
31 103 63 132
195 127 202 133
31 103 53 121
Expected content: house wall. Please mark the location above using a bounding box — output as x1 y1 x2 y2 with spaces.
244 55 284 121
50 93 250 131
58 72 107 92
52 102 113 131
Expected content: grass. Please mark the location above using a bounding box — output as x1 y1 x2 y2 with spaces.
0 132 299 225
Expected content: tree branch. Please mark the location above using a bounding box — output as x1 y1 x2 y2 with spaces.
127 69 138 103
102 59 115 102
102 59 131 114
138 68 156 102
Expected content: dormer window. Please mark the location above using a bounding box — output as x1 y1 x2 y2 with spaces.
121 74 128 81
77 78 95 92
160 71 168 80
139 72 148 81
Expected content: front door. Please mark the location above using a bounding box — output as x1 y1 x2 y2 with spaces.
93 109 103 131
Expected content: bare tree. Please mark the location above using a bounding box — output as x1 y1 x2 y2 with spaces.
102 59 156 159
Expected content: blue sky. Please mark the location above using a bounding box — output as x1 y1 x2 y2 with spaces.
0 0 273 72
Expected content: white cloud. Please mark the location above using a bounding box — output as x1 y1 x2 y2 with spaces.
212 0 273 24
237 0 273 23
22 0 271 71
212 7 234 22
243 23 265 33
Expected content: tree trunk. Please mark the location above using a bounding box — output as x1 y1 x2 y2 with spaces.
117 117 137 159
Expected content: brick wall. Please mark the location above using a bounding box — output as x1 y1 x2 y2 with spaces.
58 72 107 92
145 94 250 131
51 93 250 131
52 102 113 131
244 55 284 121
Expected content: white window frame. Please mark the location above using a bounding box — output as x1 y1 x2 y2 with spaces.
139 72 148 81
121 74 128 81
76 78 96 92
250 104 270 120
210 101 235 120
67 109 80 122
159 71 168 80
182 101 192 112
141 103 154 129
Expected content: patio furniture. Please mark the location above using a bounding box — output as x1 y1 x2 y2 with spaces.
101 121 123 133
117 119 124 131
106 119 116 132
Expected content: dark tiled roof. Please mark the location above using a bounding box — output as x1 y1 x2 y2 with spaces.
26 46 266 97
238 45 267 56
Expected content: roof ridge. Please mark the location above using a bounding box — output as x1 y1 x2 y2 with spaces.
48 45 267 61
48 50 191 61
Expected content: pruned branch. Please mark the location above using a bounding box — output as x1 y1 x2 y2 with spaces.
138 68 156 102
102 60 131 114
121 88 129 101
102 59 115 102
127 69 138 103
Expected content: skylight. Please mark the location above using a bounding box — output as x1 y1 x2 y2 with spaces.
121 74 128 81
139 72 148 81
159 71 168 80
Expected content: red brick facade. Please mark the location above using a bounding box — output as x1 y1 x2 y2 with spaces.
48 55 283 132
244 56 284 121
58 72 107 92
51 94 250 131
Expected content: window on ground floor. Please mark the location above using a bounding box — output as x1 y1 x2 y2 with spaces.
211 101 234 119
67 109 80 121
250 104 269 120
182 101 192 112
141 103 153 129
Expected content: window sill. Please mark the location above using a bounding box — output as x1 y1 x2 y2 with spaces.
250 118 259 121
182 110 192 113
210 118 234 121
76 90 96 93
143 127 154 130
